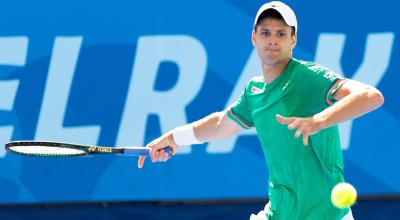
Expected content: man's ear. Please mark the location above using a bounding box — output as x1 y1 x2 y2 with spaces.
252 30 256 46
291 34 297 50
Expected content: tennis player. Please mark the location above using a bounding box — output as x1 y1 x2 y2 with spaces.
138 1 384 219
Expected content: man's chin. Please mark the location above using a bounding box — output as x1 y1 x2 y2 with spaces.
263 59 280 66
262 56 291 66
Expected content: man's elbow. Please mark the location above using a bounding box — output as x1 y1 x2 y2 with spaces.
366 88 384 108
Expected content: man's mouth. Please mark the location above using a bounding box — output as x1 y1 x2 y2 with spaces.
266 49 280 53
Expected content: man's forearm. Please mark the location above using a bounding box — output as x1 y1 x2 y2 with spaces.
192 112 227 142
314 87 384 129
191 111 242 142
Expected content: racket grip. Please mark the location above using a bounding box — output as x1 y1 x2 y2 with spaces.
124 147 173 158
160 147 173 158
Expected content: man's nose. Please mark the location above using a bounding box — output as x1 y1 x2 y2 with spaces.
268 37 278 45
268 41 278 46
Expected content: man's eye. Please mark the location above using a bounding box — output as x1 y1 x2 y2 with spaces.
278 32 287 37
261 32 270 36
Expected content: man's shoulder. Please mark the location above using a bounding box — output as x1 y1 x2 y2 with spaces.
291 58 332 75
291 58 344 88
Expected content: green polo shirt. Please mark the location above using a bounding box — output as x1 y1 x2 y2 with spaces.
227 58 349 220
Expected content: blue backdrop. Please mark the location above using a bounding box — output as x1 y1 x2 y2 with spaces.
0 0 399 203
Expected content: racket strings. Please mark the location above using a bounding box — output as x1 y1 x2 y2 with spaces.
8 146 86 156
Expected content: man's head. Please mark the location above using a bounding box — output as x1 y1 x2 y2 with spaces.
252 1 297 66
254 1 297 35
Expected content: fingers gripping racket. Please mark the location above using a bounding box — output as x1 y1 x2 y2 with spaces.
5 141 172 158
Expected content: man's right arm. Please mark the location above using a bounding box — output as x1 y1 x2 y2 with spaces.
138 110 243 168
193 110 244 142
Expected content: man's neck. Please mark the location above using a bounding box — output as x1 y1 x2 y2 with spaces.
262 58 291 84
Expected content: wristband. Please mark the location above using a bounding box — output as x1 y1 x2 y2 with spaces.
172 124 203 146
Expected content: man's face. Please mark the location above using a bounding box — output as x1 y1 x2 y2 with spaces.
252 18 296 66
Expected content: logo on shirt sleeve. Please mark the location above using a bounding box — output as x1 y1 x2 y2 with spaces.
323 71 339 81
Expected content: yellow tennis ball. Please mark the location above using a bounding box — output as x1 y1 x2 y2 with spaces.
331 182 357 208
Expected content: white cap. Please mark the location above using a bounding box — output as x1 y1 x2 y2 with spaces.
254 1 297 34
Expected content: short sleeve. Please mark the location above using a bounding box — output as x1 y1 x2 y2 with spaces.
226 87 254 129
300 66 346 111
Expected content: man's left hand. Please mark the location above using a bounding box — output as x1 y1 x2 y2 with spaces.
276 114 324 146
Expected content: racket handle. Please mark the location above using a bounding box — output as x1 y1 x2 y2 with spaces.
123 147 173 158
159 147 173 158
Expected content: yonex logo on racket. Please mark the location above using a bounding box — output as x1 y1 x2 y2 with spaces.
97 147 112 153
88 146 113 153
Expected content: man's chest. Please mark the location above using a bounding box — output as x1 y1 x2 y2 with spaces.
247 82 301 120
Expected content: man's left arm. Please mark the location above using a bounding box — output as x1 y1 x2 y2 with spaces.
276 79 384 146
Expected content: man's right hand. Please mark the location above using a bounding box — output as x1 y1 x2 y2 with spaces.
138 132 178 169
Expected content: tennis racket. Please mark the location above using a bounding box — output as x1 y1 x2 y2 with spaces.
5 141 172 158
